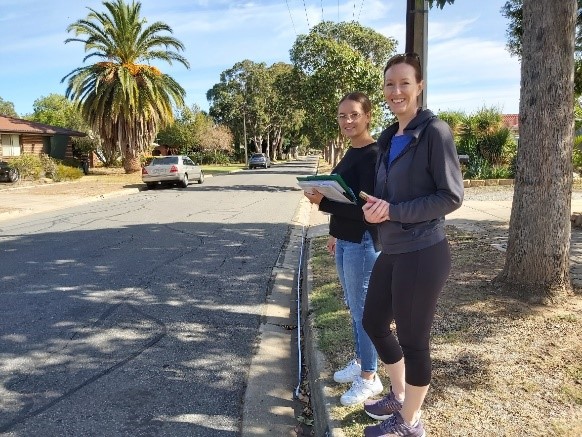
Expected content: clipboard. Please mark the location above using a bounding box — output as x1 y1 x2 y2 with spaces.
297 174 357 204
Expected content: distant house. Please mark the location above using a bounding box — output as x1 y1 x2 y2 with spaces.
502 114 519 141
0 115 86 161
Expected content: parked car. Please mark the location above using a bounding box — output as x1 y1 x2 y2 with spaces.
141 155 204 189
248 153 271 169
0 161 20 183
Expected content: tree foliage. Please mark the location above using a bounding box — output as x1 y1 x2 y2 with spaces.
207 60 303 160
427 0 455 10
29 94 85 130
157 105 204 153
502 0 582 95
0 97 18 117
290 21 397 161
156 105 234 160
62 0 189 172
206 21 396 163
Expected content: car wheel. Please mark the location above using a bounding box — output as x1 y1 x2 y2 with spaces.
198 171 204 184
181 174 189 188
8 168 19 183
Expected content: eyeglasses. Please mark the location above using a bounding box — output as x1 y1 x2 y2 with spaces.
337 112 363 122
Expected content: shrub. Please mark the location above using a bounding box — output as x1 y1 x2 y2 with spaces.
438 110 465 141
463 157 514 180
8 154 86 181
40 154 58 179
9 154 44 180
574 135 582 173
52 164 84 182
479 127 517 166
455 106 518 175
141 155 153 166
489 164 514 179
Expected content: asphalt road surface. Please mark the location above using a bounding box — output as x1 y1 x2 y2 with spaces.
0 157 317 436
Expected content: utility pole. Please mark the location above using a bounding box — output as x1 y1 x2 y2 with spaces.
243 109 248 165
405 0 429 109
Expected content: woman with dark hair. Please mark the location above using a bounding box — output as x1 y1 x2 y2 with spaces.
305 91 382 406
361 54 464 437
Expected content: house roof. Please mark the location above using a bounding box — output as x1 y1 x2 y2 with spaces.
0 115 86 137
502 114 519 129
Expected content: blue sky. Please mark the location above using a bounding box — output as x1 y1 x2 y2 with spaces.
0 0 520 117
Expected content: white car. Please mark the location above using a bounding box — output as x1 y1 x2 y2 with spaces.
141 155 204 189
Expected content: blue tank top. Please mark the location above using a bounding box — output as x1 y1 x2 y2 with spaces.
387 135 412 166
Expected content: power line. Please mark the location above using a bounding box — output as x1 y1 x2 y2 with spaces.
285 0 298 36
302 0 310 28
357 0 365 21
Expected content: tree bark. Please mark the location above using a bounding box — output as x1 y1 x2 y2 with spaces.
496 0 576 302
122 143 142 173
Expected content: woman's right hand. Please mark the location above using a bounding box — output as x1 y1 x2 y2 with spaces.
326 236 337 255
362 195 390 223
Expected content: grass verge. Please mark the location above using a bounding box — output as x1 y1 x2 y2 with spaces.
308 227 582 436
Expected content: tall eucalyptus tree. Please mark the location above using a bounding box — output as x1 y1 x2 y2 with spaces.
207 60 272 157
431 0 578 300
289 21 396 165
62 0 189 172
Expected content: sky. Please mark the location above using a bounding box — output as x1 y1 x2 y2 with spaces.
0 0 521 118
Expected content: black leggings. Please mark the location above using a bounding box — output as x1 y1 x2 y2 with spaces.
362 239 451 387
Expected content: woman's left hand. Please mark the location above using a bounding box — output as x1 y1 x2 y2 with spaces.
304 189 324 205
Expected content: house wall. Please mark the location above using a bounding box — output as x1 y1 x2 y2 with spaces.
21 134 74 159
21 134 48 156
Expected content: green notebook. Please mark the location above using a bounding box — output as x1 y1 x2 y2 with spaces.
297 173 357 204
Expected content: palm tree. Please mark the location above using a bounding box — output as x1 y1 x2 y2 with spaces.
62 0 189 172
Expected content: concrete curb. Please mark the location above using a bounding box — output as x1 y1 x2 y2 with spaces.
241 196 313 436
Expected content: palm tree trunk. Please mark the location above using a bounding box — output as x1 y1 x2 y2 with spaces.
122 146 142 173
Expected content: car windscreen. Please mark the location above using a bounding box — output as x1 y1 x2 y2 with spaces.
152 157 179 165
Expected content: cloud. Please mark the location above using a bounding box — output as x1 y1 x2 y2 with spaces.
429 18 478 41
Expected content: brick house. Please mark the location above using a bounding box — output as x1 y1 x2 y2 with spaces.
502 114 519 141
0 115 86 161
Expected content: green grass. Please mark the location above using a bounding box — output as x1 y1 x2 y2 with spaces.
309 236 383 436
201 163 246 175
309 237 354 359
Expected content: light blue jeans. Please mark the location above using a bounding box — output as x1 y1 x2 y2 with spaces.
335 231 380 373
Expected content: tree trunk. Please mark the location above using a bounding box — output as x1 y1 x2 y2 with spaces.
122 143 142 173
496 0 576 302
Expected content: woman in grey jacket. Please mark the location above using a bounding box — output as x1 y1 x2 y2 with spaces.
361 53 464 437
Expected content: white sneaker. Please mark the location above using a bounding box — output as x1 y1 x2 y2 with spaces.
333 359 361 383
340 374 383 406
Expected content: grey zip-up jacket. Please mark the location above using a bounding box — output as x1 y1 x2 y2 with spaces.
373 109 464 254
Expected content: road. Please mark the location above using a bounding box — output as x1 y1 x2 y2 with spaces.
0 157 317 436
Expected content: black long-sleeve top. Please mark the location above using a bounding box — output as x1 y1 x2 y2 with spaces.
318 142 380 248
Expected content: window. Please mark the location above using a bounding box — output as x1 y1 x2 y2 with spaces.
1 134 20 157
152 156 178 165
